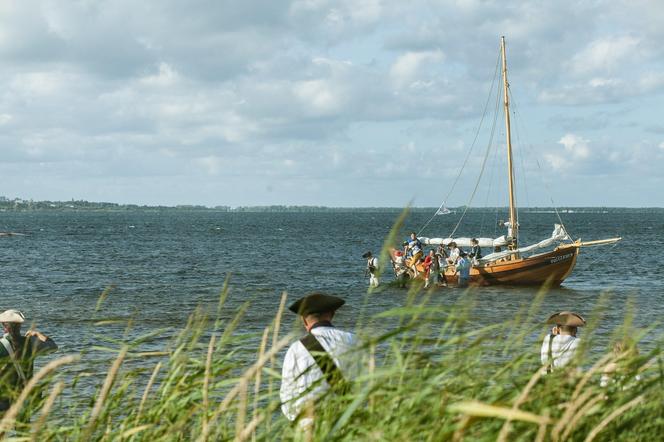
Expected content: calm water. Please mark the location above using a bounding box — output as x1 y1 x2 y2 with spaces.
0 208 661 376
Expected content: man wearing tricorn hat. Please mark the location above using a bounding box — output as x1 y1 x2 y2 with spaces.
0 309 58 414
540 311 585 373
280 293 357 426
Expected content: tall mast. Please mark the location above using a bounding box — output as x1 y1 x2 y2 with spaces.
501 36 518 248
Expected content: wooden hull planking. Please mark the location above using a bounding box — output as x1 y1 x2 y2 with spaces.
447 246 579 286
399 246 580 287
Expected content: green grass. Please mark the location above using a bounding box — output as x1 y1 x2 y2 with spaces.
0 281 661 441
1 212 661 441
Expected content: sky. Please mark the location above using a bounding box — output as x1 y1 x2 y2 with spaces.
1 0 663 207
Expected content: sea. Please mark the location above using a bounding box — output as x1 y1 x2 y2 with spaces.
0 208 662 397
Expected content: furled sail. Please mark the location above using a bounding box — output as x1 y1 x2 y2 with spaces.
479 224 570 262
419 236 508 248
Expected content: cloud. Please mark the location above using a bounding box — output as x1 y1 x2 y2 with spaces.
545 134 592 171
568 35 642 76
389 51 444 89
559 134 590 158
0 0 663 206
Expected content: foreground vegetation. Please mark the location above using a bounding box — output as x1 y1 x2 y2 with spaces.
0 280 661 441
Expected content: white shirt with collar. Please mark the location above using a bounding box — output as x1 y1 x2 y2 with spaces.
540 334 579 370
280 325 357 422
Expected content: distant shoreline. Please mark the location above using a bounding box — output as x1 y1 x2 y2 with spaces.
0 198 661 213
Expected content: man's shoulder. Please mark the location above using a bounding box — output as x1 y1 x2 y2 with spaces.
552 334 577 347
312 327 356 342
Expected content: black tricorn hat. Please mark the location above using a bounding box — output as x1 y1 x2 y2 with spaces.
362 251 372 258
546 311 586 327
288 292 345 316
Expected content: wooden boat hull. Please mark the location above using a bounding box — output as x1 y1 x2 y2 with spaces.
445 246 580 286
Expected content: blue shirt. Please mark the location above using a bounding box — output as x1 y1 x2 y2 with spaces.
407 238 422 254
456 257 470 279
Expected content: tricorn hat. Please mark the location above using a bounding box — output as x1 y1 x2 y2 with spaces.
546 311 586 327
362 251 373 258
288 293 345 316
0 309 25 324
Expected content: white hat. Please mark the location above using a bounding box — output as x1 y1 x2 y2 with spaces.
0 310 25 323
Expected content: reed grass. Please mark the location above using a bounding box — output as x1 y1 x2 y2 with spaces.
2 281 658 442
3 208 662 442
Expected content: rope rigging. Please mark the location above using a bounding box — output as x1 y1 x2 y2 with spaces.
508 88 573 240
447 71 502 239
417 40 576 252
417 50 502 236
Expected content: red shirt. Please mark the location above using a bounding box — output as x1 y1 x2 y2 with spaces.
422 255 433 275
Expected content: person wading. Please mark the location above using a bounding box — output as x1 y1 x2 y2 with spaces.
280 293 357 429
362 251 379 288
0 309 57 416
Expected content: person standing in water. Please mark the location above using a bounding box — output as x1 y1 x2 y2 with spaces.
422 250 435 289
362 251 379 288
455 251 471 287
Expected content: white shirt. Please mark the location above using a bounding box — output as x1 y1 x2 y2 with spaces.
449 247 460 262
540 334 579 370
280 325 357 421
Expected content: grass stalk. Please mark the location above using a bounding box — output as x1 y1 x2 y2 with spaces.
584 395 645 442
201 334 216 439
0 355 79 436
84 346 128 439
29 380 64 442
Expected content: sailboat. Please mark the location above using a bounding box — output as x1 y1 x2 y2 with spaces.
398 37 620 287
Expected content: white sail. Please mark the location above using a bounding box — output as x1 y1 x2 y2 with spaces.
419 236 508 248
479 224 570 262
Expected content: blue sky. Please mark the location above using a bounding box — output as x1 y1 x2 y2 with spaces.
1 0 663 207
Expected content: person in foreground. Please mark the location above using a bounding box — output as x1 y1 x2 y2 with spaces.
280 293 357 428
0 309 58 414
541 311 585 373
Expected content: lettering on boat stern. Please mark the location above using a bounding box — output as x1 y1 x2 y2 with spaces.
550 253 573 264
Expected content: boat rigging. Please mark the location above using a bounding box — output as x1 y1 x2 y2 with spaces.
392 37 621 286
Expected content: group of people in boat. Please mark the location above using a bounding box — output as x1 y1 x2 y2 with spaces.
363 232 484 289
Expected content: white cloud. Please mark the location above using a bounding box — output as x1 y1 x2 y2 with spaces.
193 155 223 175
389 50 444 89
11 71 66 96
559 134 590 159
545 134 592 171
293 79 343 116
588 78 621 88
140 63 180 87
0 1 663 206
569 35 642 76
